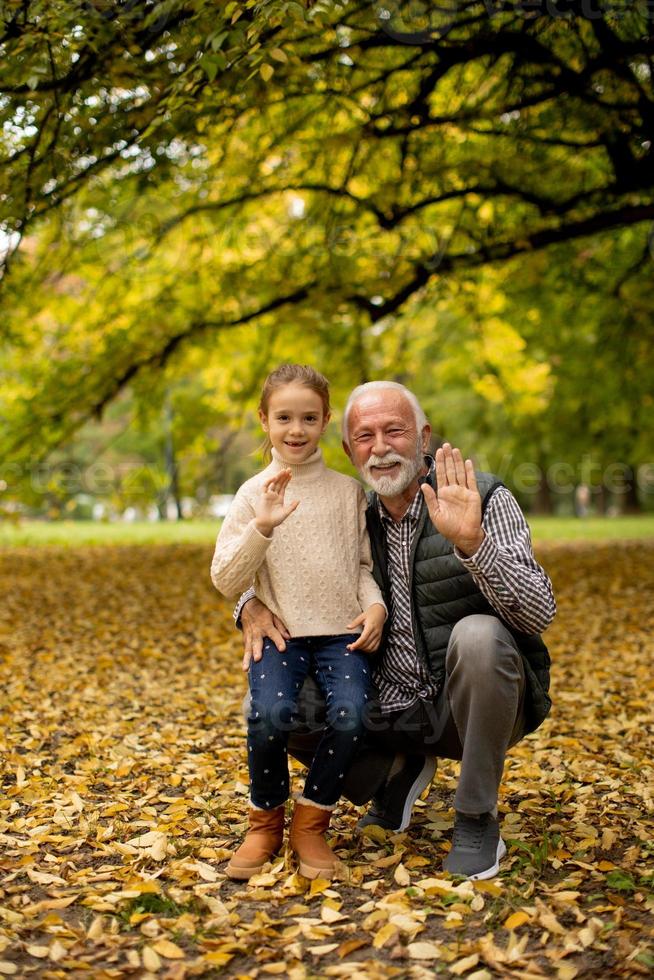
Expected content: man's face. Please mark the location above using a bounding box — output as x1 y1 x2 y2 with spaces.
344 391 430 496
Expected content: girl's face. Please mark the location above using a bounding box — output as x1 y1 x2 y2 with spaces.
260 382 330 463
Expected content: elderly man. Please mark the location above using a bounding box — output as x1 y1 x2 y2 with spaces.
239 381 555 880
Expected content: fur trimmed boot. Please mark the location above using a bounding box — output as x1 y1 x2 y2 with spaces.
226 805 285 880
289 799 338 880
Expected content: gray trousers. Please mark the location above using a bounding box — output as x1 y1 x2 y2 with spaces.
245 614 527 816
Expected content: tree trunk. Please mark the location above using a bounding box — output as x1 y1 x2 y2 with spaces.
594 484 607 516
534 476 553 515
164 398 183 520
621 466 641 514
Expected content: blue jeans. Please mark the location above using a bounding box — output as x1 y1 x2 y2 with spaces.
247 635 371 809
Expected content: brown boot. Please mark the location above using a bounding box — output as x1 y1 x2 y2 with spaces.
226 805 285 880
289 800 338 880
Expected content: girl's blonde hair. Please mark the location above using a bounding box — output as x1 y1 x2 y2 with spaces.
258 363 331 460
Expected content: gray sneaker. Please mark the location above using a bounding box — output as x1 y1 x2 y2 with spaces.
357 755 436 832
443 812 506 880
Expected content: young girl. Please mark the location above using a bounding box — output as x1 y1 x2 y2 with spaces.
211 364 386 880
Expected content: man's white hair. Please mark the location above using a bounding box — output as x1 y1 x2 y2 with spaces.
342 381 428 446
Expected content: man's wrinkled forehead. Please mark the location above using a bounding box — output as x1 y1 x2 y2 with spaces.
347 390 417 432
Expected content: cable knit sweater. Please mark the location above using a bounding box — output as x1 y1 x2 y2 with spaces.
210 447 385 637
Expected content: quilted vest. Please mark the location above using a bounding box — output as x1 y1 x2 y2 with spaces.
365 472 552 735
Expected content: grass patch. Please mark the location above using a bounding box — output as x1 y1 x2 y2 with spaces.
1 514 654 547
527 514 654 540
0 518 219 546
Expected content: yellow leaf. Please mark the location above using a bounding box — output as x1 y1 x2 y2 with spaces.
191 860 218 882
416 876 456 894
321 903 345 924
86 915 105 940
407 940 442 960
25 946 49 958
337 938 368 958
503 910 530 930
478 201 494 224
26 869 67 886
48 941 67 962
389 912 423 938
405 855 430 868
372 922 398 949
203 952 234 965
307 943 339 955
152 939 185 959
360 824 387 843
473 880 503 896
373 852 403 869
259 63 274 82
451 953 480 975
270 48 288 63
309 878 330 897
198 895 230 919
557 965 578 980
142 946 161 971
394 862 411 886
0 963 18 976
538 910 566 935
69 791 85 811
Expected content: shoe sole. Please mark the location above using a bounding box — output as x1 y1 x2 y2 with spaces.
397 756 437 832
225 862 263 880
465 837 507 881
356 756 437 834
225 848 283 880
297 859 336 880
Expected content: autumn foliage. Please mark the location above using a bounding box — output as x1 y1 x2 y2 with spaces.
0 540 652 977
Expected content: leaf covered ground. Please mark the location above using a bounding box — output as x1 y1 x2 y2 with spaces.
1 541 652 979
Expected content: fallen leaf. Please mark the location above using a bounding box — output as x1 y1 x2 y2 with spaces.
504 910 531 930
407 940 442 960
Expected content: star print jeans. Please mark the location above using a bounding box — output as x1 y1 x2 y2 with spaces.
247 634 371 810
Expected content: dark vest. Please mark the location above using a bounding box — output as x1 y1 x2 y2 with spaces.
365 472 552 735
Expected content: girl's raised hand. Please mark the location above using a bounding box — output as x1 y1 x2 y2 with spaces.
254 469 299 536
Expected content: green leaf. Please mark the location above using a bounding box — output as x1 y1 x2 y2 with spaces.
605 870 636 893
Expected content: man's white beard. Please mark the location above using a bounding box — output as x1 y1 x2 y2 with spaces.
361 446 425 496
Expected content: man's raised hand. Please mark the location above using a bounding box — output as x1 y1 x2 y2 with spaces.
254 468 299 537
420 443 485 557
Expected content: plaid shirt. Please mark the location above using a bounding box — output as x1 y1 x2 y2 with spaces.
373 487 440 712
374 467 556 713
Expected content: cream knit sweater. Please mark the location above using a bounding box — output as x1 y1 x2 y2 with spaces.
210 448 385 638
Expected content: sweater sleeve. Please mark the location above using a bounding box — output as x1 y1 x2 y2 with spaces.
210 487 273 600
355 485 387 617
